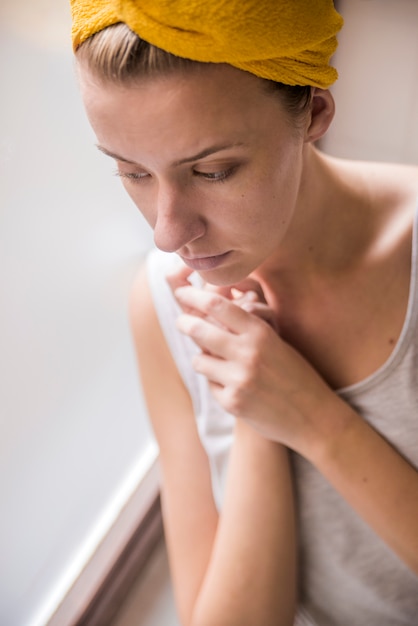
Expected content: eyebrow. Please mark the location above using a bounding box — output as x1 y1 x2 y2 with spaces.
96 142 246 167
173 143 246 166
96 145 136 164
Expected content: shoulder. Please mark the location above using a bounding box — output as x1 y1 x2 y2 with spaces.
351 159 418 211
129 251 180 353
128 258 200 450
331 155 418 200
128 255 178 389
334 158 418 248
369 161 418 208
129 260 154 336
369 162 418 250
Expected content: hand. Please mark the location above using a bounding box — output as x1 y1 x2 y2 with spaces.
166 264 278 330
173 285 335 455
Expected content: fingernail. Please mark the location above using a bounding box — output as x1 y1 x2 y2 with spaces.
242 290 258 302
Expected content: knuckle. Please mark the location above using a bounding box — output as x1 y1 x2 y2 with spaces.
223 369 255 416
223 388 245 416
208 292 224 309
240 341 263 374
254 320 271 341
204 292 224 314
188 316 205 339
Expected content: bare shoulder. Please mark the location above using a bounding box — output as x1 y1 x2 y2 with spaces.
372 162 418 248
128 261 156 342
359 160 418 213
128 261 194 448
336 155 418 196
128 260 164 355
335 157 418 242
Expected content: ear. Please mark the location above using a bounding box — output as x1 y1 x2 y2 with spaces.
304 88 335 143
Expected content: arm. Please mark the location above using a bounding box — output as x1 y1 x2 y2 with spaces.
308 394 418 576
192 421 297 626
129 266 297 626
174 285 418 576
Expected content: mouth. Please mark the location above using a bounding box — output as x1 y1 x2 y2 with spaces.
179 251 231 271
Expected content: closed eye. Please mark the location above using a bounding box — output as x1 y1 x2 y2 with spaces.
114 169 150 182
193 167 236 183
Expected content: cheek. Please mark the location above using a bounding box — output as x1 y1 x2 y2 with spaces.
234 168 300 240
269 147 303 208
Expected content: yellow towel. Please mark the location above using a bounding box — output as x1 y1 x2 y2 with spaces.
71 0 343 88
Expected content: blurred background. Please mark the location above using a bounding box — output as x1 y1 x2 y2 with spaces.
0 2 155 625
324 0 418 163
0 1 417 626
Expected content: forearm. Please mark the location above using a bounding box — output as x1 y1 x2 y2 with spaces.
191 420 296 626
305 393 418 575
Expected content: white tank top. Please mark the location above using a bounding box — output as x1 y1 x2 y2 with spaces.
146 205 418 625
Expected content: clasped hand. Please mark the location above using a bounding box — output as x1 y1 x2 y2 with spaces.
167 265 334 456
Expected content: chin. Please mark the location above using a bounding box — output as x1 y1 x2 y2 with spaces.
196 265 253 287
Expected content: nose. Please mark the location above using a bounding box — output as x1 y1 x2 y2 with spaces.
153 184 206 253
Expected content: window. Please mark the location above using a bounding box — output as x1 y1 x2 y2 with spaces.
0 3 157 625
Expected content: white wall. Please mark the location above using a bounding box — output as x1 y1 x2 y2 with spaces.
0 2 155 625
323 0 418 163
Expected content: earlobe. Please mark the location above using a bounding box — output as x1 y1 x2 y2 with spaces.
305 88 335 143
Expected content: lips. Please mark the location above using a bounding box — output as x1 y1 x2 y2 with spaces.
179 251 231 271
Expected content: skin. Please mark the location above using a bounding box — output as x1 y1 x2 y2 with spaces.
81 65 312 285
79 61 418 625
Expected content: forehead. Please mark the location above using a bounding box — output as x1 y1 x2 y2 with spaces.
78 62 288 162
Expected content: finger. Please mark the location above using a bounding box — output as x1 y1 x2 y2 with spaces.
230 277 267 303
240 301 279 332
232 290 259 305
203 277 266 304
175 286 255 334
170 280 215 320
176 313 233 358
203 283 234 299
192 352 228 386
205 285 259 317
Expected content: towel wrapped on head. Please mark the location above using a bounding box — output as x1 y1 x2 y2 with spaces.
70 0 343 88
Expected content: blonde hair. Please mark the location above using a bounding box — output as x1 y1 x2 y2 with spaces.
76 23 312 122
76 23 198 84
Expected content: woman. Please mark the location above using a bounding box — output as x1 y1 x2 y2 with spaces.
71 1 418 624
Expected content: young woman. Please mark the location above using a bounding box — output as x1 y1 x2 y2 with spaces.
71 1 418 624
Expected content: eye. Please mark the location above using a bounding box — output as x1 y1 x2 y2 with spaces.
114 169 150 182
193 167 235 183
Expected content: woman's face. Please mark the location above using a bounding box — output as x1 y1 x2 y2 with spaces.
79 63 307 285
